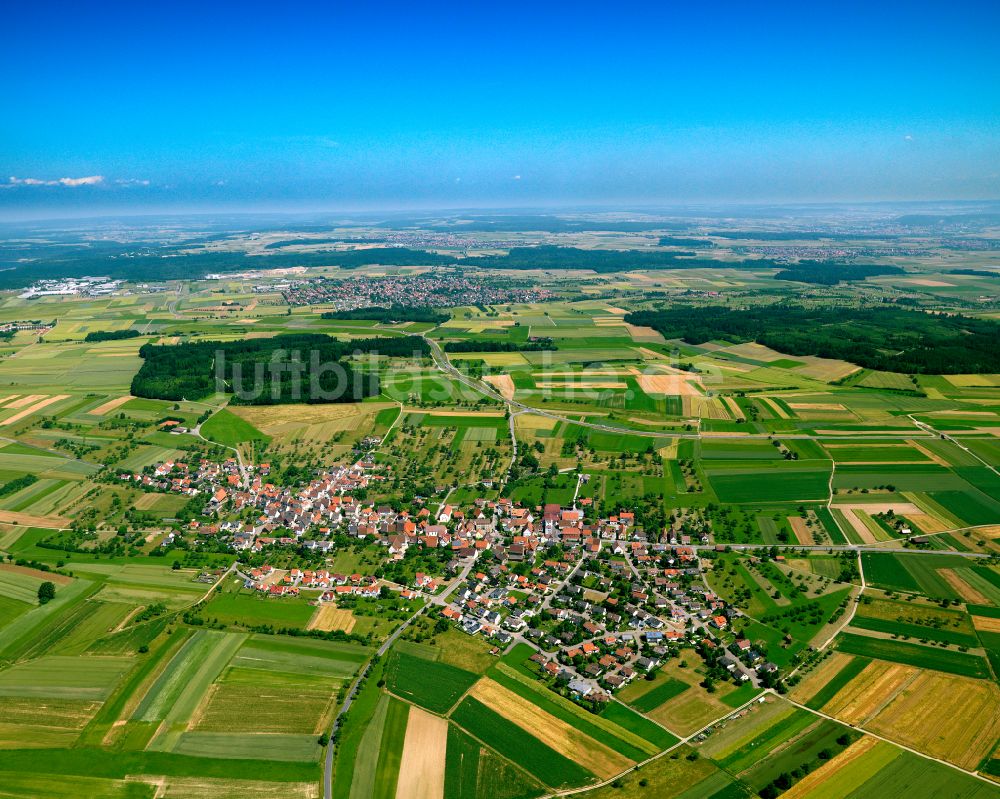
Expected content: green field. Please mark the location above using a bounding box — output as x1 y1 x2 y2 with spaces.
834 633 991 678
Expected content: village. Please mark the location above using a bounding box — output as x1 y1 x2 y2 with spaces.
121 451 783 705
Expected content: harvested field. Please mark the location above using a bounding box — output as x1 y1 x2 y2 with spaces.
789 402 846 411
972 615 1000 633
789 516 815 545
722 396 744 419
779 736 880 799
307 604 356 633
940 569 990 604
790 652 854 705
483 374 515 400
0 509 69 527
4 394 45 410
467 678 633 779
906 439 951 467
0 395 70 426
636 374 701 395
393 705 447 799
761 397 791 419
0 563 73 585
822 660 918 725
90 395 134 416
139 777 320 798
866 671 1000 769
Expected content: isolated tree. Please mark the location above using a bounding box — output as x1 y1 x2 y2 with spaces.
37 581 56 605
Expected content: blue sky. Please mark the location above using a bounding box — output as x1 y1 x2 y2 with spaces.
2 0 998 218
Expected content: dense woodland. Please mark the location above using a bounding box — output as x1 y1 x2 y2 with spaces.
321 306 449 323
626 305 1000 373
131 333 428 403
774 261 904 285
84 329 141 342
443 337 556 352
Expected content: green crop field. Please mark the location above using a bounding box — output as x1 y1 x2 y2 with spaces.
450 697 595 789
834 633 991 678
385 648 479 714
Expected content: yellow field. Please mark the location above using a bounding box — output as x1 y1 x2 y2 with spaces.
940 569 991 604
636 373 701 396
394 706 447 799
483 374 515 400
972 615 1000 633
307 604 356 633
0 509 69 528
821 660 918 725
91 395 134 416
866 671 1000 769
0 394 71 426
790 653 855 705
780 736 882 799
467 678 633 779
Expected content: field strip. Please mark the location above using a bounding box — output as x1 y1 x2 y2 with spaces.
865 671 1000 770
0 509 69 527
779 736 882 799
821 661 919 725
394 705 447 799
90 395 135 416
467 678 633 779
0 395 71 426
972 615 1000 633
760 396 791 419
4 394 45 410
939 569 990 604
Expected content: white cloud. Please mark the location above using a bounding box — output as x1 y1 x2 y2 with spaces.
904 134 914 141
513 174 522 180
115 178 150 187
6 175 104 187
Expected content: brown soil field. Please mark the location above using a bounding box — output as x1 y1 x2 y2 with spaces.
722 396 744 419
779 736 880 799
908 513 950 534
0 562 73 585
940 569 991 604
468 678 633 778
394 706 447 799
91 395 135 416
4 394 45 410
822 660 918 725
867 671 1000 769
790 653 855 705
0 395 20 407
0 395 70 427
637 374 701 395
307 604 356 633
535 381 627 389
0 509 69 528
758 397 790 419
905 440 951 467
483 374 515 400
789 516 816 545
972 615 1000 633
136 777 320 799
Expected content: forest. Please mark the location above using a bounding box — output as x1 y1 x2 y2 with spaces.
774 261 905 285
625 305 1000 373
84 329 141 342
443 337 557 352
131 334 429 403
321 306 449 323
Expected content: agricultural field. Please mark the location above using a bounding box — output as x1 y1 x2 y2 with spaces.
0 214 999 797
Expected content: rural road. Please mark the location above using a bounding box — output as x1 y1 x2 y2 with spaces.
322 555 477 799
